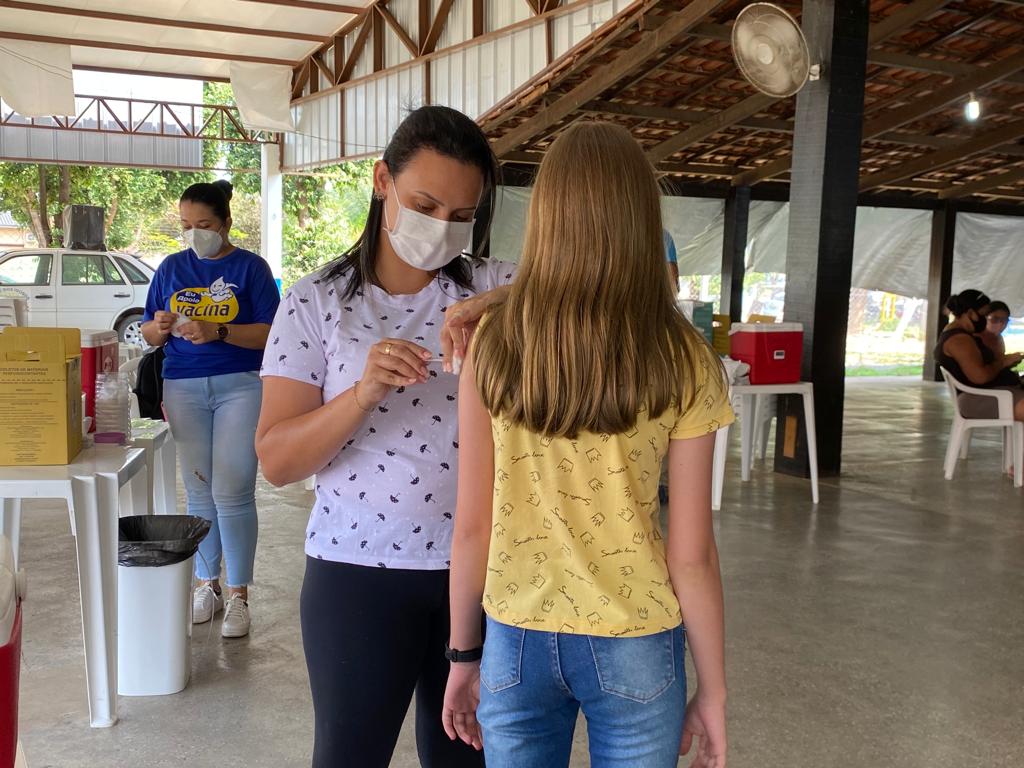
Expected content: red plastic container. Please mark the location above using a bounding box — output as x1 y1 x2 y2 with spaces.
729 322 804 384
1 535 22 768
80 329 119 432
0 606 21 768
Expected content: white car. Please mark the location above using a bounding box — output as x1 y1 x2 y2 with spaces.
0 248 155 346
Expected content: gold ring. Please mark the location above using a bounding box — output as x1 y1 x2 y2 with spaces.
384 343 393 356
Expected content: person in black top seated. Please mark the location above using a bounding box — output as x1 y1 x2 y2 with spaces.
978 300 1011 357
934 289 1024 419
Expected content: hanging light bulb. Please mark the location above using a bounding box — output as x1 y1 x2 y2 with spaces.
965 93 981 122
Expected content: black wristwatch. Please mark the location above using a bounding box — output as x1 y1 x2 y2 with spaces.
444 643 483 663
217 323 229 341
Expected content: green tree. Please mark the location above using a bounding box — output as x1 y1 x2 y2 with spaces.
201 81 375 286
1 81 374 275
0 163 209 251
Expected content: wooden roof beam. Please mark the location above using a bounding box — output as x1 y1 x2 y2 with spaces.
311 52 334 86
235 0 364 13
870 49 1024 85
583 99 1020 155
859 117 1024 190
867 0 951 45
338 12 373 82
692 17 1024 84
0 30 296 66
586 99 792 132
480 2 671 133
72 64 229 82
681 0 950 44
938 163 1024 199
377 4 418 58
505 149 735 179
862 48 1024 137
646 93 779 164
491 0 730 157
0 0 331 42
736 47 1024 186
421 0 456 54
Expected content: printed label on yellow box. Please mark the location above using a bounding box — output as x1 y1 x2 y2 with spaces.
0 328 82 465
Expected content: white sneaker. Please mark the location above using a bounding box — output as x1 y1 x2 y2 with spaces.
221 594 251 638
193 584 223 624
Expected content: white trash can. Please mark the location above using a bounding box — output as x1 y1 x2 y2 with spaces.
116 515 210 697
117 555 194 696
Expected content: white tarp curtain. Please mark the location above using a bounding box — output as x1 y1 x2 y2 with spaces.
490 187 1024 306
489 187 723 265
489 186 531 263
745 204 934 298
952 213 1024 310
0 41 74 117
229 62 296 133
743 206 1024 303
663 196 725 273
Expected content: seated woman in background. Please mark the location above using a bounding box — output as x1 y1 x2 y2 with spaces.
978 300 1011 357
935 290 1024 419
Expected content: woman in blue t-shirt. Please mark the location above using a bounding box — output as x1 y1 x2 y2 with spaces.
142 180 280 638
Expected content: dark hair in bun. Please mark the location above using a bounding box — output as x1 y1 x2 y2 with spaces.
180 180 233 222
945 289 991 317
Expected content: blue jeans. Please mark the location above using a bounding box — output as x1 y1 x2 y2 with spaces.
163 371 262 587
478 617 686 768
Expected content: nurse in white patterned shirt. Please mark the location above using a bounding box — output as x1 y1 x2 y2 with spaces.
256 106 514 768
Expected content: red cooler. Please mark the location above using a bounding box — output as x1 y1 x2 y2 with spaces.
729 322 804 384
0 535 25 768
81 330 119 432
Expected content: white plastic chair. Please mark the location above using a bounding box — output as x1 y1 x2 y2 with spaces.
118 343 141 367
119 356 142 390
939 367 1023 487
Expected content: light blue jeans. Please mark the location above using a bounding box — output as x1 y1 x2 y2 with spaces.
477 617 687 768
162 371 261 587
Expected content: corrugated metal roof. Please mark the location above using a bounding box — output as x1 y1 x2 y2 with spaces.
0 211 19 228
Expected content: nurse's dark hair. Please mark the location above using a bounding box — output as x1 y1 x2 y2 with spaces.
320 105 500 300
180 180 233 222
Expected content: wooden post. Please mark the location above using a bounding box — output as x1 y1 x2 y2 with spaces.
923 201 956 382
720 185 750 322
773 0 870 479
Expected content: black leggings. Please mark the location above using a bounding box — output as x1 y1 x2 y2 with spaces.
300 557 485 768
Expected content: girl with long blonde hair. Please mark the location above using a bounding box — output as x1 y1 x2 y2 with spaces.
442 121 733 768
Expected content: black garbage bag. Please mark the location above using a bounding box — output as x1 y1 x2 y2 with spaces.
118 515 211 567
133 346 166 421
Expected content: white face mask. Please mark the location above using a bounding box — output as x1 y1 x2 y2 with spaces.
383 182 475 271
185 227 224 260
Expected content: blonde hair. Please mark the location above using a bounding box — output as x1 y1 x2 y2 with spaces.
474 121 713 438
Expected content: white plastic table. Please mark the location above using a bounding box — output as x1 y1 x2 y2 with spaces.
732 381 819 504
0 446 148 728
130 419 176 516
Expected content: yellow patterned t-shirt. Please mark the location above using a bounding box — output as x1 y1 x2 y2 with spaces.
483 346 735 637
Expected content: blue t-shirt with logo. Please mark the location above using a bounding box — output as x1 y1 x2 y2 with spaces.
143 247 280 380
663 229 677 264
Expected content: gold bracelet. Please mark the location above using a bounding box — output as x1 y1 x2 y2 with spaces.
352 380 374 413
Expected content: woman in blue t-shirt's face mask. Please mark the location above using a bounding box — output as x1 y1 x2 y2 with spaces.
180 197 233 261
139 179 281 641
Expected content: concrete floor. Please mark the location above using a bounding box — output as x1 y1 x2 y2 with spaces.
13 378 1024 767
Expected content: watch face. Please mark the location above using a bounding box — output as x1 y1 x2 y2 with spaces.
218 324 228 339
